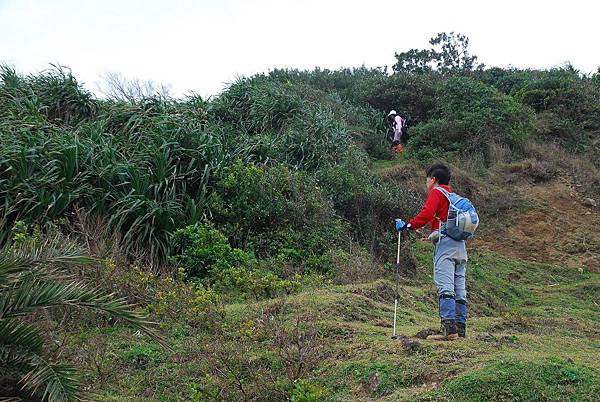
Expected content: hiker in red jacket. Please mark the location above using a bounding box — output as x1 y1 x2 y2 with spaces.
394 163 468 340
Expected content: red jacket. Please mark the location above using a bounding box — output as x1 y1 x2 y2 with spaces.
409 185 451 233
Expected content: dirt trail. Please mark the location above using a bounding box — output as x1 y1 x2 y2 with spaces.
472 181 600 272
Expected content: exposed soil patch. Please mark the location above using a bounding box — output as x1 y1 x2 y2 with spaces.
472 181 600 272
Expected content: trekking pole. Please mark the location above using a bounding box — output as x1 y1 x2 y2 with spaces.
392 230 401 339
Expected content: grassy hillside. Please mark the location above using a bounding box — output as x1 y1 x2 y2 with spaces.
64 242 600 401
1 57 599 400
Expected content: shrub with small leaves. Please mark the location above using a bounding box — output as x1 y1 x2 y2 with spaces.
290 380 327 402
170 222 255 280
409 76 533 156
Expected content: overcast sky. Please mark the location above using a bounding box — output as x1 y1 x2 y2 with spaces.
1 0 599 98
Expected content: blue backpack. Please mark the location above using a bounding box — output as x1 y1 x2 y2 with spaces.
434 187 479 241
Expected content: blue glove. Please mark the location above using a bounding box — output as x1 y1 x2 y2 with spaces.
395 218 409 231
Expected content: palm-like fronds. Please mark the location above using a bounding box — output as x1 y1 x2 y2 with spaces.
0 238 166 401
0 235 93 286
21 356 82 402
0 319 43 353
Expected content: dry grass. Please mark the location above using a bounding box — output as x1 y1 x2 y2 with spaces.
522 140 600 196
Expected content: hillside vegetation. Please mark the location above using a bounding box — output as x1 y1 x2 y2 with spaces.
1 34 599 401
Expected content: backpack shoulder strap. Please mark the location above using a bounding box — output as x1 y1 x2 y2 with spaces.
434 186 451 200
434 186 463 211
432 187 450 229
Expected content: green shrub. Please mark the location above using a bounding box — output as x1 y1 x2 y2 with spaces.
209 75 304 134
409 77 533 156
170 223 304 299
214 266 301 300
123 345 165 368
331 100 393 160
268 68 397 153
0 64 96 126
268 66 387 96
10 220 43 246
3 62 597 271
478 67 533 95
593 67 600 88
252 229 343 275
350 72 440 124
210 162 348 261
277 104 351 170
171 223 254 279
317 149 419 257
209 75 357 171
290 380 327 402
514 67 600 147
0 74 228 263
0 125 95 222
514 68 595 117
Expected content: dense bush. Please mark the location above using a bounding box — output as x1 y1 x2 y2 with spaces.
171 223 254 279
349 73 439 124
170 223 303 299
593 67 600 88
209 76 354 170
477 67 536 95
317 149 420 256
268 66 387 97
0 91 233 263
0 65 96 125
209 162 346 255
513 67 600 147
209 76 303 134
0 66 369 265
479 66 600 149
408 76 533 157
2 60 598 270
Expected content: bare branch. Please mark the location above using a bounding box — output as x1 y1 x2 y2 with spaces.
96 71 172 102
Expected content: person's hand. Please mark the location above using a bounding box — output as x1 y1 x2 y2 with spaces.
394 218 410 231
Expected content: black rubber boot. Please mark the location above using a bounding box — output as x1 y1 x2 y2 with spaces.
456 322 466 338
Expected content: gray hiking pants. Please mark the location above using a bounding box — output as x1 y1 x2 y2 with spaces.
433 236 468 322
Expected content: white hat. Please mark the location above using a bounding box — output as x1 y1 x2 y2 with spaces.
387 110 397 116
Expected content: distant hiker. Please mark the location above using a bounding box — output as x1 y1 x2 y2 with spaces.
394 163 472 341
387 110 408 153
